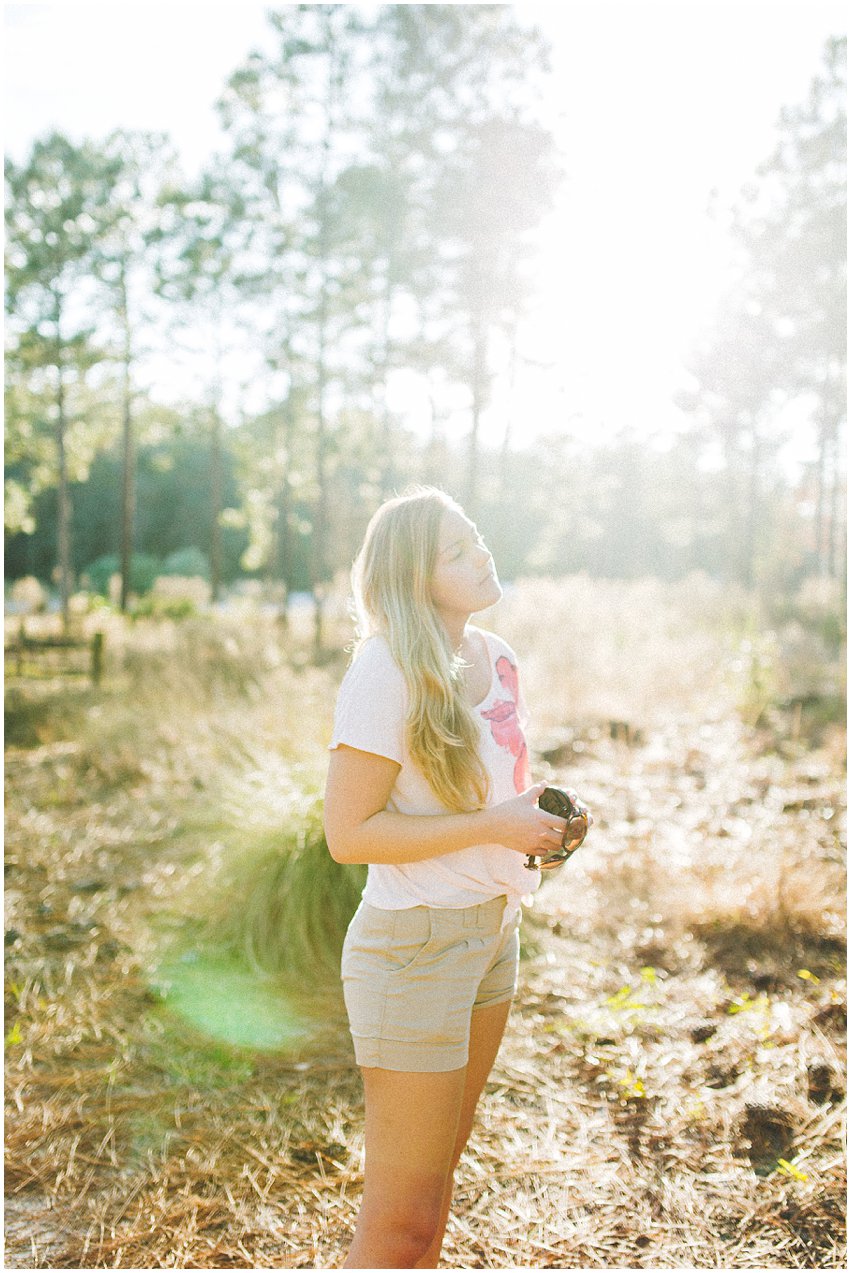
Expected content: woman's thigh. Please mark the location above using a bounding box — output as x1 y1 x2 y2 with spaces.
359 1065 468 1210
454 996 512 1154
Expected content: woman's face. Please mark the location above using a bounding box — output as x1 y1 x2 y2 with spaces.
428 507 502 621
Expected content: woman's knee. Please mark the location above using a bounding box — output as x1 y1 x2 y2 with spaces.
361 1187 446 1263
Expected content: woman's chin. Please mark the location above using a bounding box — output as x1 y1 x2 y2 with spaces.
476 579 503 610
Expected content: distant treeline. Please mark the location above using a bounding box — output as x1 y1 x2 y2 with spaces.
1 420 837 598
5 7 845 626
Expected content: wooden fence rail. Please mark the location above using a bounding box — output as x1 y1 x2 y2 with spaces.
5 620 105 687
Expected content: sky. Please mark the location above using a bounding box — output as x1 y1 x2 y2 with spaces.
5 1 846 458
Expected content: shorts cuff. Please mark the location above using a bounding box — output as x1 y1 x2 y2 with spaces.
351 1034 469 1072
472 987 515 1012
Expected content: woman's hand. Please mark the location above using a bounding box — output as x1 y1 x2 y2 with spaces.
537 789 591 870
487 781 573 858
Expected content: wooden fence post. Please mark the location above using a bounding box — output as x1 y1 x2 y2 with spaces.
91 631 104 687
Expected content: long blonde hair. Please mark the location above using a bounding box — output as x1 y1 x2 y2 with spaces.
351 486 490 813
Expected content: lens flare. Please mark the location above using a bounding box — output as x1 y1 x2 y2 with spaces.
153 953 313 1050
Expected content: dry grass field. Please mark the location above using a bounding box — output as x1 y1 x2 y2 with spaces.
4 577 846 1269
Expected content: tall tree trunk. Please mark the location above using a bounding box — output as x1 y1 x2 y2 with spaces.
55 328 71 633
723 428 743 586
465 316 487 517
826 417 839 578
425 376 445 488
742 419 760 591
689 438 707 573
210 403 223 605
313 284 329 660
209 324 224 605
269 400 294 626
378 255 396 497
277 407 295 624
497 323 518 510
813 358 843 577
814 402 830 575
119 264 135 613
312 31 342 662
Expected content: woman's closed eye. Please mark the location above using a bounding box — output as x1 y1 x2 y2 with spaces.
444 527 488 561
451 538 476 560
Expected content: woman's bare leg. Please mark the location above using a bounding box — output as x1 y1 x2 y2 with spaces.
342 1065 467 1269
414 997 512 1269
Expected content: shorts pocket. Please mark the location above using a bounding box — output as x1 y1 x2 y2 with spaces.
342 905 435 978
384 931 436 975
384 907 435 975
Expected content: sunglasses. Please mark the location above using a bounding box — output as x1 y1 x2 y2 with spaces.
524 785 590 871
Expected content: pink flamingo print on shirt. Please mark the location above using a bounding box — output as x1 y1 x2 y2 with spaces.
481 656 531 794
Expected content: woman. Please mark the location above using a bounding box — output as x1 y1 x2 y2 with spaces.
324 486 589 1269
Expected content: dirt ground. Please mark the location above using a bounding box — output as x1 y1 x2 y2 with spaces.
4 671 846 1269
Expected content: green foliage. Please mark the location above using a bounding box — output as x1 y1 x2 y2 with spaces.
162 547 210 579
129 595 198 622
201 793 366 983
766 576 847 651
5 432 251 586
5 133 126 609
605 985 649 1013
5 683 91 748
734 631 784 728
6 132 119 296
82 552 160 596
3 24 843 609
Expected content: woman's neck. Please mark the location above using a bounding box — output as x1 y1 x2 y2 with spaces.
439 613 472 655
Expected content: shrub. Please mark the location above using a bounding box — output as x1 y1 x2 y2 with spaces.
162 548 210 580
182 774 365 983
82 554 162 597
131 575 212 620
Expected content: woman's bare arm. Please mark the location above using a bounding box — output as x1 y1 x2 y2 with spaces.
324 744 567 866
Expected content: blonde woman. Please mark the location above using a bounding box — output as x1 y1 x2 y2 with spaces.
324 486 589 1269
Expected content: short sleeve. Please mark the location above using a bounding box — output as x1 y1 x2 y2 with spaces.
328 636 406 764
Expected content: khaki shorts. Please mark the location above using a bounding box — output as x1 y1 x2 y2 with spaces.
341 894 520 1072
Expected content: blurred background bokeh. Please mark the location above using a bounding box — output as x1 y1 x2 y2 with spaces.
5 3 846 633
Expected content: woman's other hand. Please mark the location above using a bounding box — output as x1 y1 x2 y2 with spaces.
487 782 572 857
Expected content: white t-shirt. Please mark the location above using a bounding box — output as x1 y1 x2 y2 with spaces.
328 626 540 920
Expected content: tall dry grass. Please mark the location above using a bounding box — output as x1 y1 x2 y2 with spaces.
483 571 844 736
6 574 844 984
4 575 845 1268
486 572 744 730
